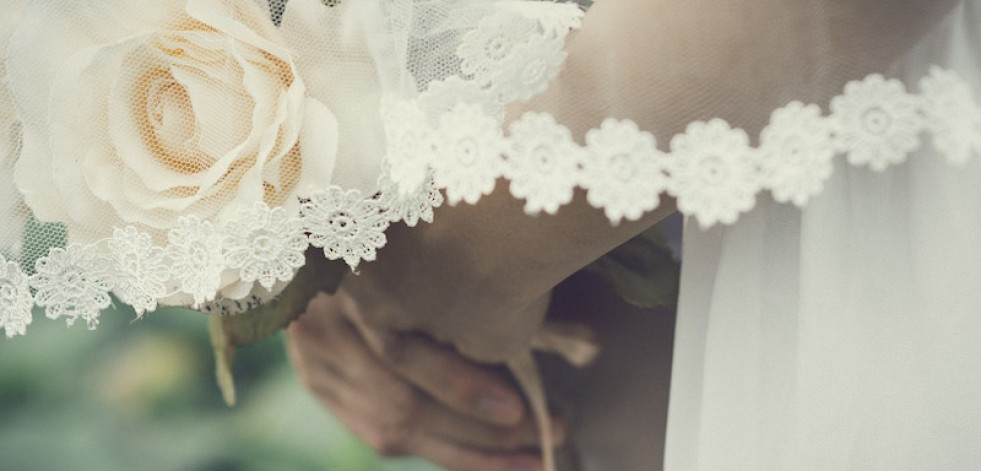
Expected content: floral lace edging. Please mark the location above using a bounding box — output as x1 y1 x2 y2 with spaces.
382 67 981 230
0 174 444 338
3 71 977 340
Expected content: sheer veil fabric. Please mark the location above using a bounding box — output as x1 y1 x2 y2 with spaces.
667 3 981 470
3 0 981 469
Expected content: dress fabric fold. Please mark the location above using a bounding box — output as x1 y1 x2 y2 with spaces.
666 3 981 470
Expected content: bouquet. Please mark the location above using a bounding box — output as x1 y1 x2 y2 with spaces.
0 0 593 334
0 1 597 468
4 1 974 469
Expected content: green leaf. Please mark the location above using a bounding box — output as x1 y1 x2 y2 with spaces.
583 225 680 310
210 250 348 405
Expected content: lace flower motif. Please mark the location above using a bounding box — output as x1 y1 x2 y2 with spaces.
669 119 760 229
919 67 981 166
30 245 112 330
502 1 585 35
431 103 504 205
506 112 583 215
167 216 226 308
301 187 390 270
382 99 436 196
831 74 923 171
458 11 539 86
377 168 444 227
419 76 504 125
581 119 665 225
758 102 835 207
224 202 308 291
0 255 33 338
108 227 171 317
492 35 566 104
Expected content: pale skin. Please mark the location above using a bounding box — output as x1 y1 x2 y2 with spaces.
287 291 563 471
286 184 669 471
296 0 954 362
287 1 958 470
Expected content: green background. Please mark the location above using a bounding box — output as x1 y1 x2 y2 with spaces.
0 305 441 471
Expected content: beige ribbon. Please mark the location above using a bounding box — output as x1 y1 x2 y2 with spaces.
511 322 600 471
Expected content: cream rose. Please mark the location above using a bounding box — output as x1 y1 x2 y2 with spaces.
6 0 338 246
0 0 26 255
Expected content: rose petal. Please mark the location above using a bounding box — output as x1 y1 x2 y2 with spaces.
186 0 288 58
13 128 65 221
171 57 254 165
47 44 131 237
106 41 199 192
292 97 339 199
280 0 387 193
7 0 185 130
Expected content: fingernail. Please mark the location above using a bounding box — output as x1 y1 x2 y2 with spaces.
476 392 522 422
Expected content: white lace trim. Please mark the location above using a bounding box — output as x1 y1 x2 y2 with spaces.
301 187 390 270
30 245 112 330
0 173 432 336
0 254 32 338
224 203 309 292
381 68 981 230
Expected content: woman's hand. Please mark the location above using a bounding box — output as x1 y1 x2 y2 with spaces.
336 186 670 363
286 292 564 471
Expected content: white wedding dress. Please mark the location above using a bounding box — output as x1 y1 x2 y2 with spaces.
667 3 981 469
3 1 981 470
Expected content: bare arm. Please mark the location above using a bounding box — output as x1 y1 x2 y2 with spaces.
342 0 957 362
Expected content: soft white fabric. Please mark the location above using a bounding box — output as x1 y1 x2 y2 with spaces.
4 0 976 336
666 3 981 469
3 5 981 470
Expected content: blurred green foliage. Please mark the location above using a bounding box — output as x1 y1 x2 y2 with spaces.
0 306 441 471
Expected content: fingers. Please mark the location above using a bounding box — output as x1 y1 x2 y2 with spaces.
317 389 544 471
288 311 554 449
411 436 544 471
439 294 553 364
286 294 564 471
334 374 551 454
355 322 527 427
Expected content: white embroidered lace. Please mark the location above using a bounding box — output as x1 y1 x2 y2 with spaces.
432 103 506 205
223 202 309 291
831 75 924 171
376 167 445 227
301 187 390 269
0 254 32 338
504 112 581 215
30 245 112 330
167 216 227 308
108 226 171 317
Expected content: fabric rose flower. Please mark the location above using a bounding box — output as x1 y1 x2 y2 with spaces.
7 0 338 240
5 0 347 301
0 0 26 255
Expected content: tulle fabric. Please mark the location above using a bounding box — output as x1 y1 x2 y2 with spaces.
666 3 981 469
4 0 981 467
